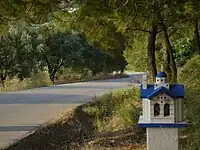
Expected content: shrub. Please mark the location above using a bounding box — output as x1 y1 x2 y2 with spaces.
0 71 52 92
178 55 200 149
56 68 85 84
0 77 31 91
82 88 141 132
30 71 52 88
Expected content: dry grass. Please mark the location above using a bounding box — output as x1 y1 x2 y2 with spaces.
0 72 129 92
3 88 146 150
0 71 52 92
82 144 146 150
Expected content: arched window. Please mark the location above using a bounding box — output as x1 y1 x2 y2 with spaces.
164 103 170 116
154 103 160 116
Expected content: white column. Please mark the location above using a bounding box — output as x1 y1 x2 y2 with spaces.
142 74 147 89
143 99 151 121
176 99 183 122
147 128 178 150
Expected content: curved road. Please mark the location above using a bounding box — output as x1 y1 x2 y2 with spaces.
0 73 142 148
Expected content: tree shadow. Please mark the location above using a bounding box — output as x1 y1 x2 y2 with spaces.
3 104 96 150
0 93 92 104
89 127 146 148
3 102 145 150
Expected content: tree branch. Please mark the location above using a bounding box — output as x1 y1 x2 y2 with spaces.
169 29 178 37
125 27 151 33
157 13 189 33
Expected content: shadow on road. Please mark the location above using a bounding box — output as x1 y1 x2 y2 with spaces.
0 94 93 104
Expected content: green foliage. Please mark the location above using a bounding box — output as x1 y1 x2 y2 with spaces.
30 71 52 88
83 88 141 131
56 0 129 73
178 55 200 88
0 0 68 24
0 21 123 87
174 38 196 67
124 37 147 71
9 23 43 79
115 90 141 126
178 56 200 149
0 22 48 85
0 35 16 85
41 31 86 81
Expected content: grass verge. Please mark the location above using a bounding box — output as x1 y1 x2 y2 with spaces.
0 72 129 92
3 88 146 150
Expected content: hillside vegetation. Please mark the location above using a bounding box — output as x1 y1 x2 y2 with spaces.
178 56 200 150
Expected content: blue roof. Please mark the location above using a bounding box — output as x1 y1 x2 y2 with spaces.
140 84 184 99
138 122 187 128
156 72 167 77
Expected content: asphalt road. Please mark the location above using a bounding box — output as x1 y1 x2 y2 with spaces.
0 73 142 148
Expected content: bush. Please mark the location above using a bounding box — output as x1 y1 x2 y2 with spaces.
55 68 86 84
0 71 52 92
82 88 141 132
174 38 196 67
30 71 52 88
178 55 200 149
0 77 32 91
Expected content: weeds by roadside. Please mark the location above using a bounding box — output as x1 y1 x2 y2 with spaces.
0 69 128 92
0 71 52 92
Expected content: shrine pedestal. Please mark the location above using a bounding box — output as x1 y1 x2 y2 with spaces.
147 128 178 150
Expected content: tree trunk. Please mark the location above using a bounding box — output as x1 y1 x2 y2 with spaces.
163 27 177 83
194 18 200 55
50 71 56 82
0 79 5 88
48 61 64 82
147 25 157 81
164 48 172 82
0 72 6 88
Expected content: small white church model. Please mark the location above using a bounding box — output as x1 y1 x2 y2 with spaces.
138 72 187 150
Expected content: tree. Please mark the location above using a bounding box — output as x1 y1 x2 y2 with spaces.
7 23 43 79
41 31 86 82
72 17 128 73
0 35 16 87
66 0 159 79
185 0 200 54
0 22 43 86
156 0 187 83
51 1 129 73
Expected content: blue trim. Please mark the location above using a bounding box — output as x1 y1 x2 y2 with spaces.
156 72 167 77
138 122 187 128
147 87 173 99
140 84 184 99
